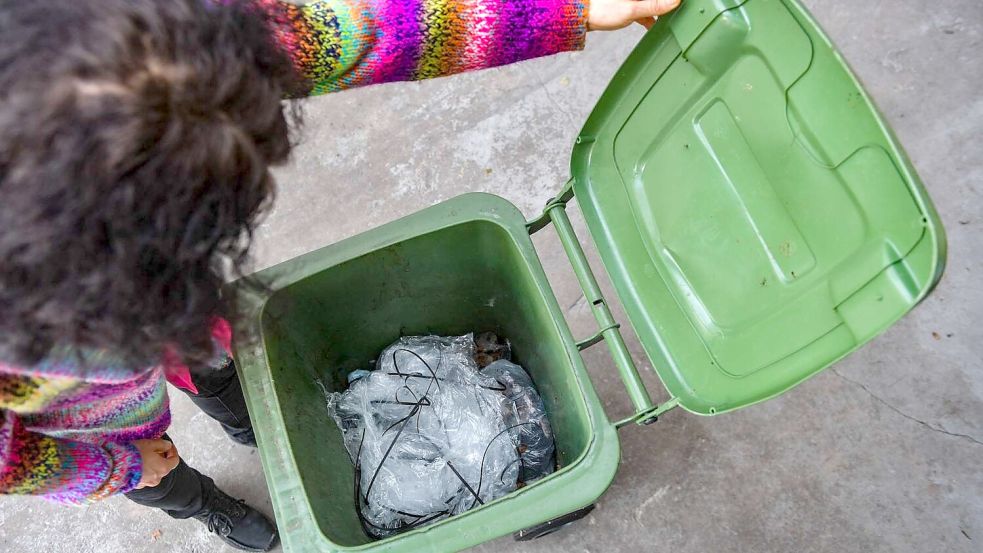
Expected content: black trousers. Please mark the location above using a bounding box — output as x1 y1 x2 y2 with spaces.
124 359 253 519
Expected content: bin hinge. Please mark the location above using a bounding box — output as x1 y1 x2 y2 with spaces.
576 322 621 351
527 179 668 428
615 397 680 428
526 179 575 235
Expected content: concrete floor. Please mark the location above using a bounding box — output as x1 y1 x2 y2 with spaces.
1 0 981 551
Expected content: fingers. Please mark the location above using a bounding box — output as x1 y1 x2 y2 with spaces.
136 473 163 489
153 439 179 463
133 438 180 489
157 439 180 471
631 0 681 20
136 456 177 489
136 457 178 488
587 0 680 32
163 452 180 472
160 442 178 460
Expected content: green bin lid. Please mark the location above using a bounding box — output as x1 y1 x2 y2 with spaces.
570 0 946 415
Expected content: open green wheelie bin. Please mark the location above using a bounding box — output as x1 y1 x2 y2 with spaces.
229 0 946 550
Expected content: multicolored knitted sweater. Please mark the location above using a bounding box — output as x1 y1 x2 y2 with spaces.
0 0 587 505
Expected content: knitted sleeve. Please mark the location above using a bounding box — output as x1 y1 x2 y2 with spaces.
0 376 142 504
253 0 588 94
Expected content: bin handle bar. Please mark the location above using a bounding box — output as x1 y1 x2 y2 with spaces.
528 180 673 426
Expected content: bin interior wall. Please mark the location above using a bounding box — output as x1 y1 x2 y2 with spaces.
260 220 593 547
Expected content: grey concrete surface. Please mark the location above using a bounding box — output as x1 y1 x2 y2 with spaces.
1 1 981 551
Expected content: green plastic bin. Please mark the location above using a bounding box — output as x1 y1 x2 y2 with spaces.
229 0 946 551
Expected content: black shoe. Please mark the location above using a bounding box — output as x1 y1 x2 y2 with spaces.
193 487 278 552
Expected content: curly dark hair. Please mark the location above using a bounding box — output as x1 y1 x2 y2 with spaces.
0 0 303 368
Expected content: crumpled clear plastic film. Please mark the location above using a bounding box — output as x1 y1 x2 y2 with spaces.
326 334 555 539
481 359 555 483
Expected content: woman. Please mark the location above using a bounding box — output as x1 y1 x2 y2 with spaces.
0 0 680 550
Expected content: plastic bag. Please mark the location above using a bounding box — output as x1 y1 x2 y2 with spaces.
328 335 530 538
481 359 555 483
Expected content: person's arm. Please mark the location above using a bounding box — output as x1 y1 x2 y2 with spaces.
255 0 683 96
254 0 590 95
0 375 142 503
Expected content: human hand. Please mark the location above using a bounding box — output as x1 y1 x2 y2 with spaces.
588 0 682 31
133 439 180 489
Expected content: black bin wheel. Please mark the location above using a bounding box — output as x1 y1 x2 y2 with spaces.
512 504 596 541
